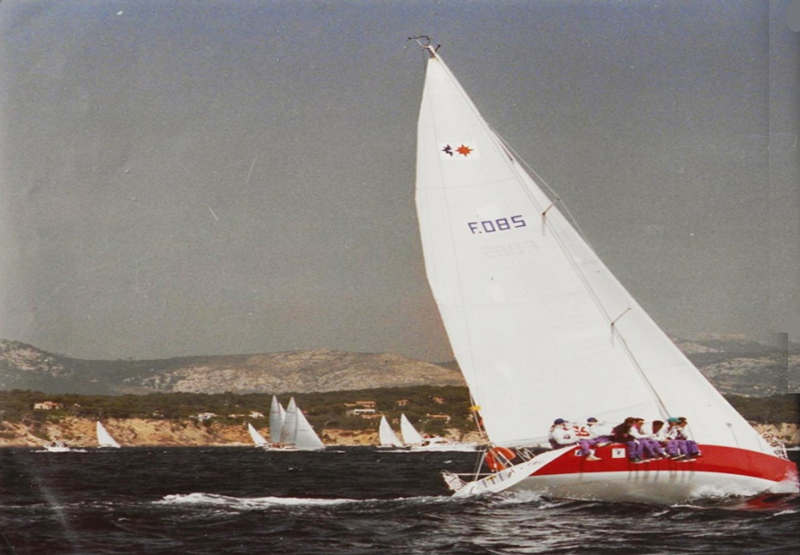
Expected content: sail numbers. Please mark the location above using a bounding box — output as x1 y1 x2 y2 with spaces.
467 215 526 235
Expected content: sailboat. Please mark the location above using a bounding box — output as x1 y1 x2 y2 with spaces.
411 38 798 504
269 395 286 445
247 422 270 448
96 421 121 448
400 413 477 452
42 440 73 453
399 413 425 445
278 397 326 451
378 415 405 448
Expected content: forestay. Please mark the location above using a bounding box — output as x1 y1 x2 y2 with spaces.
414 49 770 453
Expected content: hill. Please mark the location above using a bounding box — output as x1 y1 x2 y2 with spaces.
0 340 465 395
0 337 797 397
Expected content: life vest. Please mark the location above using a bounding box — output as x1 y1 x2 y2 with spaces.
484 447 515 472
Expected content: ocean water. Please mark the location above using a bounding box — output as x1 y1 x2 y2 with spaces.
0 447 797 555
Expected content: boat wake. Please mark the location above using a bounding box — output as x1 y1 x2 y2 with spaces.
490 489 551 506
156 492 451 511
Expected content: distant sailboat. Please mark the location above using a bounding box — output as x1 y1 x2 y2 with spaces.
378 415 405 448
247 422 269 448
411 38 797 503
279 397 325 451
399 414 424 445
399 413 477 452
269 395 286 444
42 440 72 453
96 421 121 448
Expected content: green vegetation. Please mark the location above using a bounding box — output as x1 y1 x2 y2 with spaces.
0 386 478 436
1 388 796 436
726 394 800 426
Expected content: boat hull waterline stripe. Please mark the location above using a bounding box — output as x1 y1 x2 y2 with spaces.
450 444 798 504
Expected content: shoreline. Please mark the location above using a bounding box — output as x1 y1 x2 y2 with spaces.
1 417 794 449
0 416 486 448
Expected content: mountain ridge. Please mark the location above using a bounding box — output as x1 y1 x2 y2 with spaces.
0 340 465 395
1 337 797 397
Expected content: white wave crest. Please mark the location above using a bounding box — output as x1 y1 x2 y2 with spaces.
158 493 363 509
156 493 448 511
491 489 549 506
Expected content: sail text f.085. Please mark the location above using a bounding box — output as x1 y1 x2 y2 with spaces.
412 39 798 504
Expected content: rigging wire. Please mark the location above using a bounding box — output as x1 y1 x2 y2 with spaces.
494 131 673 419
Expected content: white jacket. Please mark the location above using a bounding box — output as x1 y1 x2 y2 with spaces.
628 424 653 440
588 421 611 439
549 425 577 446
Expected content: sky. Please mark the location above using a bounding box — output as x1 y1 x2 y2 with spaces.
0 0 798 363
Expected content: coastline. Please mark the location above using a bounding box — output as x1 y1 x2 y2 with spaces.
0 416 486 448
0 416 794 449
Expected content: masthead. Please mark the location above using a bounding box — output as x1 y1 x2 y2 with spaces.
408 35 440 57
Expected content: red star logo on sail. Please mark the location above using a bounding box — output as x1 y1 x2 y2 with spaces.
456 144 473 156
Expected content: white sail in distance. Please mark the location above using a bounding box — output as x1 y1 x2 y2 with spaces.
96 421 121 448
400 414 424 445
280 397 299 445
294 406 325 451
269 395 286 444
379 416 404 448
247 423 268 447
278 397 324 450
414 49 770 453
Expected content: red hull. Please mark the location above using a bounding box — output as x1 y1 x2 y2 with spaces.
448 443 797 503
533 443 797 484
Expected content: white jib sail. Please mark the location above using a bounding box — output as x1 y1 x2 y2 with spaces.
269 395 286 444
414 48 770 453
400 414 424 445
294 406 325 451
379 416 404 447
248 423 268 447
96 421 121 448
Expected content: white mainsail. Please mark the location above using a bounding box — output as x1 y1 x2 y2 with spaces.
247 423 269 447
414 47 770 454
279 397 325 450
378 415 404 448
96 421 121 448
399 414 424 445
269 395 286 444
280 397 299 445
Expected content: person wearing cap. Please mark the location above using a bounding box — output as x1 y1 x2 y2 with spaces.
660 417 687 459
587 417 612 444
547 418 578 450
575 417 610 461
673 417 701 460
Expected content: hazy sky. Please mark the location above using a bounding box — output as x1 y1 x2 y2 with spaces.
1 1 798 362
